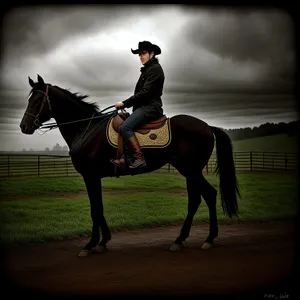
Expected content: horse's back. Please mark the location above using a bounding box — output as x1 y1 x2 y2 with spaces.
170 114 214 138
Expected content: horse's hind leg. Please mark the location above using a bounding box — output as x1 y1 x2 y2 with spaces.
200 174 218 250
169 176 201 251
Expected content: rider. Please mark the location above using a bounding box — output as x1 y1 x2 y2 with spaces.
111 41 165 169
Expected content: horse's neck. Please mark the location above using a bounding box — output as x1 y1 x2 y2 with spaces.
50 90 96 149
57 116 93 150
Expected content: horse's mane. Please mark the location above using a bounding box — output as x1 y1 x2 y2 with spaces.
53 85 100 112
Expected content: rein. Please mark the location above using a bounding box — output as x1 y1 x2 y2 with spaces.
39 105 118 130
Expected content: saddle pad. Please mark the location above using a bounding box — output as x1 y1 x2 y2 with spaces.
106 118 172 148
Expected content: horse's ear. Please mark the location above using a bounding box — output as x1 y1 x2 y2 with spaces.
37 74 45 85
28 76 34 87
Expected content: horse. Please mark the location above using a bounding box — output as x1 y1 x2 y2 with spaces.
20 74 240 257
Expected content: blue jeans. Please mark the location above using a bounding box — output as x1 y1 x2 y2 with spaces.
120 108 152 140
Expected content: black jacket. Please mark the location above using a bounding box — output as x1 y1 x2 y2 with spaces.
122 57 164 120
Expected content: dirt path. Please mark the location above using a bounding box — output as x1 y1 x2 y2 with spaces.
3 221 297 299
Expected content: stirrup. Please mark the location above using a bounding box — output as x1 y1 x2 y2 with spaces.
110 158 126 170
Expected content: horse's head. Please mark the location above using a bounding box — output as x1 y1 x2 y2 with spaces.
20 74 52 134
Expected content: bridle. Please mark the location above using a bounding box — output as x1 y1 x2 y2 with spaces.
24 84 120 131
25 85 51 128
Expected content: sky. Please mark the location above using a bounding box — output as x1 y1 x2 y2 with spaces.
0 5 297 151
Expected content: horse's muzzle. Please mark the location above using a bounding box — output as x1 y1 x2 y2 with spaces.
20 123 35 135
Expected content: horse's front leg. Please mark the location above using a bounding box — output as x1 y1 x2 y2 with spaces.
78 175 111 257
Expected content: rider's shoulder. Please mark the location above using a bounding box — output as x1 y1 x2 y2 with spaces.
148 62 163 74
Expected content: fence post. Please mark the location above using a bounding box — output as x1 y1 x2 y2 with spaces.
250 151 252 172
262 152 264 169
37 155 40 177
206 163 208 175
168 163 170 173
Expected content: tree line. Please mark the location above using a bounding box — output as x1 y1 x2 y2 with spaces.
22 143 69 153
221 120 299 141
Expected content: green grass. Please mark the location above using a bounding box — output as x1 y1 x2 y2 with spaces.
231 134 298 153
0 172 297 246
0 173 187 198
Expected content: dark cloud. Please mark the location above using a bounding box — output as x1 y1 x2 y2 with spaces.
183 8 295 63
164 78 294 95
163 93 296 116
1 5 158 58
0 91 28 110
217 111 297 128
161 9 295 96
210 107 295 118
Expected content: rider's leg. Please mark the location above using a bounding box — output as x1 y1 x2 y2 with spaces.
112 108 149 169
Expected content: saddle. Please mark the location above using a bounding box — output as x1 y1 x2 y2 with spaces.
112 112 167 134
110 111 168 176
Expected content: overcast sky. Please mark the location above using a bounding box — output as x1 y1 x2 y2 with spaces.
0 5 297 151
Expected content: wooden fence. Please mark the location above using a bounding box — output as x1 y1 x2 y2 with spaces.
0 151 297 178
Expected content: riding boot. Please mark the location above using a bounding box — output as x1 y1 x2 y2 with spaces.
126 135 147 169
110 134 126 170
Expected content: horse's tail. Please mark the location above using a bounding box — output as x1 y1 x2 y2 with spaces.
210 126 240 218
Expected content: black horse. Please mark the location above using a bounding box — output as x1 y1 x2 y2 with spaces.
20 74 240 257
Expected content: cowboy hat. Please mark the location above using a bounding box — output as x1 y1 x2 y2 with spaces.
131 41 161 55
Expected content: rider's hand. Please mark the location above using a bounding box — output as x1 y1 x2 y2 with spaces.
115 102 125 109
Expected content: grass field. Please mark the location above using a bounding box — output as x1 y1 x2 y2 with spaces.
231 134 298 153
0 172 297 246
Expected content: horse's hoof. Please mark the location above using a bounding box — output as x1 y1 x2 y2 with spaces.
201 242 213 250
77 249 91 257
169 243 184 252
92 245 107 253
